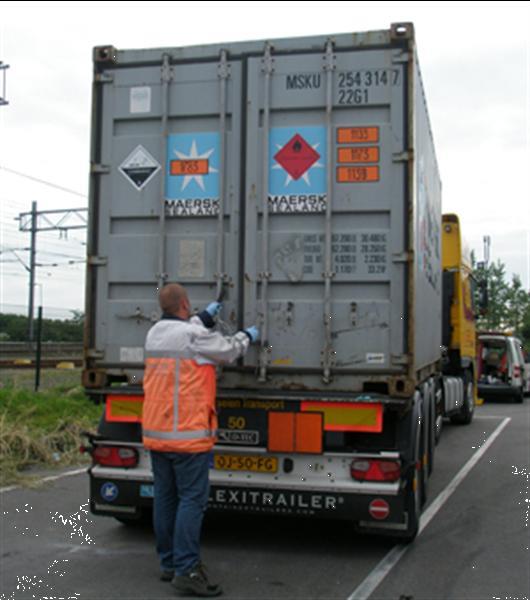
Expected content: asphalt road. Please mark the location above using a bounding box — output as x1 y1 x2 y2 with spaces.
1 400 528 600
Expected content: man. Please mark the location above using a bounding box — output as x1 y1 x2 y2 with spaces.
143 283 259 597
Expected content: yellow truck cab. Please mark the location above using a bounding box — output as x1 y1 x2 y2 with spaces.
440 213 477 427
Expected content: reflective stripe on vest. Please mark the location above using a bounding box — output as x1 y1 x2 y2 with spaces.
143 429 214 440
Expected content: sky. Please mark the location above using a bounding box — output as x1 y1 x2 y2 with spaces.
0 0 529 319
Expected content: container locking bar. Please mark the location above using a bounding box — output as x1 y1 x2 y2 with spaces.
215 50 230 299
322 39 336 384
258 43 274 383
157 54 172 290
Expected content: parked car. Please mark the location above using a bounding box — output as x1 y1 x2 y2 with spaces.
523 351 530 396
477 333 526 403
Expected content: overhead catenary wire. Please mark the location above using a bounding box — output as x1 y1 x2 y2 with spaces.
0 166 88 198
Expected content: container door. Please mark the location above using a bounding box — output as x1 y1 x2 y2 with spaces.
93 55 243 366
242 44 407 380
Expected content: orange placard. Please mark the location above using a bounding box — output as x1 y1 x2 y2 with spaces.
106 395 144 423
337 146 379 164
267 412 323 454
337 126 379 144
337 166 379 183
301 402 383 433
268 412 295 452
295 412 323 454
170 159 209 176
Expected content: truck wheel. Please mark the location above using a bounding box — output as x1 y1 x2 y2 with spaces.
401 416 426 544
514 388 524 404
450 371 474 425
401 467 422 544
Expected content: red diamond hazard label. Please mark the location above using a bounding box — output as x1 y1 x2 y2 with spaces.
273 134 320 180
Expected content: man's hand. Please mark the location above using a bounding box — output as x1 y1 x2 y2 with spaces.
244 326 260 342
205 302 222 317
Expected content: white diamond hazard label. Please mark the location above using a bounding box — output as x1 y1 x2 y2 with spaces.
119 145 160 190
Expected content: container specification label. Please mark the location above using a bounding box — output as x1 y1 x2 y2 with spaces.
165 132 220 217
274 231 388 277
268 126 327 213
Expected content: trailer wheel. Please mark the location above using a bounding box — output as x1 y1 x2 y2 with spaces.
401 415 426 544
401 467 422 544
450 371 474 425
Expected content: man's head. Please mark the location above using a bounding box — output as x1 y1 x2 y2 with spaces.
158 283 191 319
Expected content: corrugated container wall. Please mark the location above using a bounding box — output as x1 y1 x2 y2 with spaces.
83 23 442 396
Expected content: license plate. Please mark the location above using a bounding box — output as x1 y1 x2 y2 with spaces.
214 454 278 473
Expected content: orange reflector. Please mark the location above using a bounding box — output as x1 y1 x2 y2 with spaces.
106 395 144 423
337 146 379 164
268 412 323 454
337 126 379 144
170 159 209 176
337 166 379 183
301 402 383 433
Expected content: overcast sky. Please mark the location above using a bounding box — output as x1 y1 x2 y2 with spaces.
1 1 529 318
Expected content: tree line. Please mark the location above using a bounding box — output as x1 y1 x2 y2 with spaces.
0 311 84 342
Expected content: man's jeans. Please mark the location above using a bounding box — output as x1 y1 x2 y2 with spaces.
150 451 210 575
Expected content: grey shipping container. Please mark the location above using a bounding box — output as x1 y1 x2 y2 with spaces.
83 22 442 401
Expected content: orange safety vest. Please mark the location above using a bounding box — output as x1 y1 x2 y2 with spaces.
142 314 249 453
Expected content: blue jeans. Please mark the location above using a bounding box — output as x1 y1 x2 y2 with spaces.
150 451 210 576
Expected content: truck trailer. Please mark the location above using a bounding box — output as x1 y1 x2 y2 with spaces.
83 23 473 542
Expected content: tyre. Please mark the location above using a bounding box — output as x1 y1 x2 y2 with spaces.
450 371 475 425
514 388 524 404
401 466 423 544
401 415 426 544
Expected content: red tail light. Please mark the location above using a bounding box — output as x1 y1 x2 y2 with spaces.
351 459 401 482
513 365 521 378
93 446 138 468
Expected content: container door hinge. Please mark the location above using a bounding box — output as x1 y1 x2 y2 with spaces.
391 354 410 366
95 72 114 84
393 150 412 163
88 255 108 266
392 252 410 263
91 163 111 174
391 50 410 64
86 349 104 359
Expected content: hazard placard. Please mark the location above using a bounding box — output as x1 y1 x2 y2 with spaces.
337 146 379 164
119 145 161 191
337 166 379 183
274 134 320 180
337 127 379 144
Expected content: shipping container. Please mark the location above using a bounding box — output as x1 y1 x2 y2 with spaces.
84 22 441 399
84 23 452 541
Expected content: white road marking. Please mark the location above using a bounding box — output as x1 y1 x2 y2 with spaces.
347 417 511 600
0 467 87 494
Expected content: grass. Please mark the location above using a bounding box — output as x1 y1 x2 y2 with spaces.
0 372 102 487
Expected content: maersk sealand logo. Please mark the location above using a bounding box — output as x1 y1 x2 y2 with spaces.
165 132 220 216
269 126 327 213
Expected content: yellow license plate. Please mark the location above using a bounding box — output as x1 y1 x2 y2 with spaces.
214 454 278 473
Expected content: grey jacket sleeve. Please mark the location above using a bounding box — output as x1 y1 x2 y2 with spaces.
190 329 250 364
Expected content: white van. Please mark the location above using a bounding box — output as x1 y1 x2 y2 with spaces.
477 333 526 403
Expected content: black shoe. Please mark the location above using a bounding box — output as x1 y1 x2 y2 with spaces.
160 569 174 582
172 564 222 597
